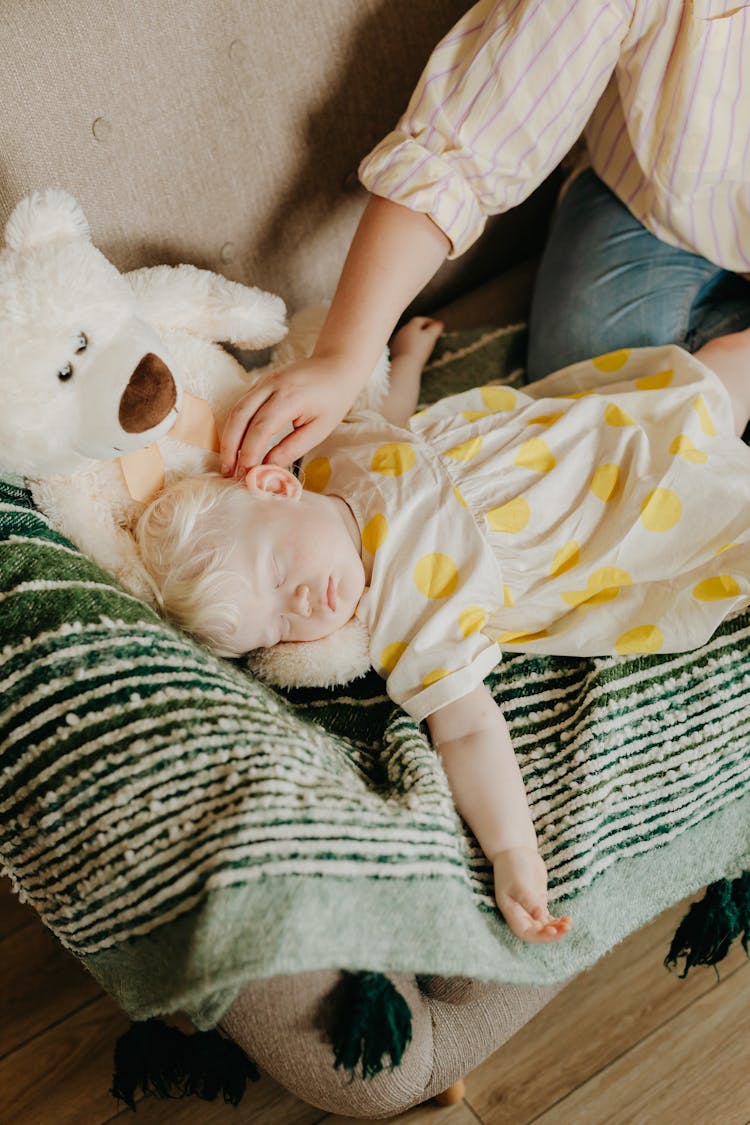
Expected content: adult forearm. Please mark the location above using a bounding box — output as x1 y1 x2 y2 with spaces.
313 195 450 384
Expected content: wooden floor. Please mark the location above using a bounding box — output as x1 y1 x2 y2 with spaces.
2 876 749 1125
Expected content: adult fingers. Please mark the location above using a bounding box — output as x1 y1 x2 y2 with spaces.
220 382 275 475
232 392 305 476
261 418 327 468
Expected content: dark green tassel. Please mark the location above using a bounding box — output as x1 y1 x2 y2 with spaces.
732 870 750 955
111 1018 259 1110
665 873 750 979
329 971 412 1080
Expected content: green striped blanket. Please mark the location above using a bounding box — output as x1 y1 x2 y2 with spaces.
1 325 748 1030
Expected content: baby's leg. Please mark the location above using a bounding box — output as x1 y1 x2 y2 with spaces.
694 328 750 437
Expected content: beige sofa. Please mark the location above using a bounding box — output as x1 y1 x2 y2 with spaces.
0 2 565 1115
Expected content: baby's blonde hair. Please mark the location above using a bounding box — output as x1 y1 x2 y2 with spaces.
136 473 256 657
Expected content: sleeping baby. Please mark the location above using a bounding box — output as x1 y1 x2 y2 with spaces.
137 317 750 943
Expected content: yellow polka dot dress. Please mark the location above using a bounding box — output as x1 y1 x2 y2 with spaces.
300 346 750 722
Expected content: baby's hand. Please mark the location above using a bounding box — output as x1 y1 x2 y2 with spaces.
492 847 572 943
390 317 443 369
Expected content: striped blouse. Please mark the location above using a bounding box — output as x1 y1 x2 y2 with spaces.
358 0 750 272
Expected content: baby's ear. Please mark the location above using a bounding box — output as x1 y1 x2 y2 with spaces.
243 464 302 500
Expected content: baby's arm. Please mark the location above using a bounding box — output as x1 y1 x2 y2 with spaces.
426 684 571 943
379 317 443 426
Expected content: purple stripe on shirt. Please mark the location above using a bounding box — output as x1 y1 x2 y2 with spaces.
404 63 461 134
418 0 528 143
668 16 713 183
469 0 587 153
384 0 529 201
492 12 621 178
451 0 545 135
602 121 630 194
463 31 622 208
626 6 687 210
728 9 750 265
586 84 619 159
621 13 680 206
693 27 733 251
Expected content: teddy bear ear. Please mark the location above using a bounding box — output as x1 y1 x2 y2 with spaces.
4 188 91 252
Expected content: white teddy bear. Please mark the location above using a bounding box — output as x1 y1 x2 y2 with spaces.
0 188 291 599
0 190 389 658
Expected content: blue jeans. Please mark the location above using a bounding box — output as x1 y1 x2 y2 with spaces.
527 169 750 382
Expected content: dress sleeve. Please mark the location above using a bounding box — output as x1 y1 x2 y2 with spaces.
358 0 630 257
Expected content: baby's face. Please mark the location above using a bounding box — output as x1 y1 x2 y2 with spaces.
223 469 365 652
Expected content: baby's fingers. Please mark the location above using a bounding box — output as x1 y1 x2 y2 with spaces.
499 896 572 944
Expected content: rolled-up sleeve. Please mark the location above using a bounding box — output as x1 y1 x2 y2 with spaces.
358 0 630 257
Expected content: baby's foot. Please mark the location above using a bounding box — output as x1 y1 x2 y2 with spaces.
492 847 572 944
390 317 444 369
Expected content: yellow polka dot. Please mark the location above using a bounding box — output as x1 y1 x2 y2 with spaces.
462 409 492 422
549 540 580 577
302 456 331 493
692 575 741 601
480 385 517 411
615 625 663 655
503 585 514 607
589 463 620 502
380 641 407 673
592 348 631 372
486 497 530 533
562 566 633 608
445 435 482 461
459 606 488 637
714 543 736 555
515 437 555 473
605 403 637 427
640 488 682 532
414 553 459 599
498 629 550 644
361 513 388 554
526 412 563 427
371 442 416 476
423 668 451 687
453 486 468 508
635 368 673 391
562 390 593 400
670 434 708 464
693 395 716 436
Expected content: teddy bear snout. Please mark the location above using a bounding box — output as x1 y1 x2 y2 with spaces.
119 353 178 433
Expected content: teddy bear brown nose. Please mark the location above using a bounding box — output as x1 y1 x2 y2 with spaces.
119 353 178 433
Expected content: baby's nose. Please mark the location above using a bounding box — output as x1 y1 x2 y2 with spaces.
291 584 311 617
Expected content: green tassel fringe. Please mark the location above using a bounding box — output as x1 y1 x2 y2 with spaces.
329 971 413 1080
665 872 750 979
111 1019 259 1110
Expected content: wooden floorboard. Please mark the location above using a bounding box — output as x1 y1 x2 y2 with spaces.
530 960 750 1125
461 895 749 1125
3 875 748 1124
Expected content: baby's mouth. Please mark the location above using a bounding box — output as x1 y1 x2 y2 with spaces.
327 576 337 612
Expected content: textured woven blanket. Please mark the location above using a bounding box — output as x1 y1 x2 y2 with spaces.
1 325 748 1029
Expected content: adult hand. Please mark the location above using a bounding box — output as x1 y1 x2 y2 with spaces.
220 354 360 476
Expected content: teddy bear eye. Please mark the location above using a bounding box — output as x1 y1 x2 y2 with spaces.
74 332 88 354
57 363 74 382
